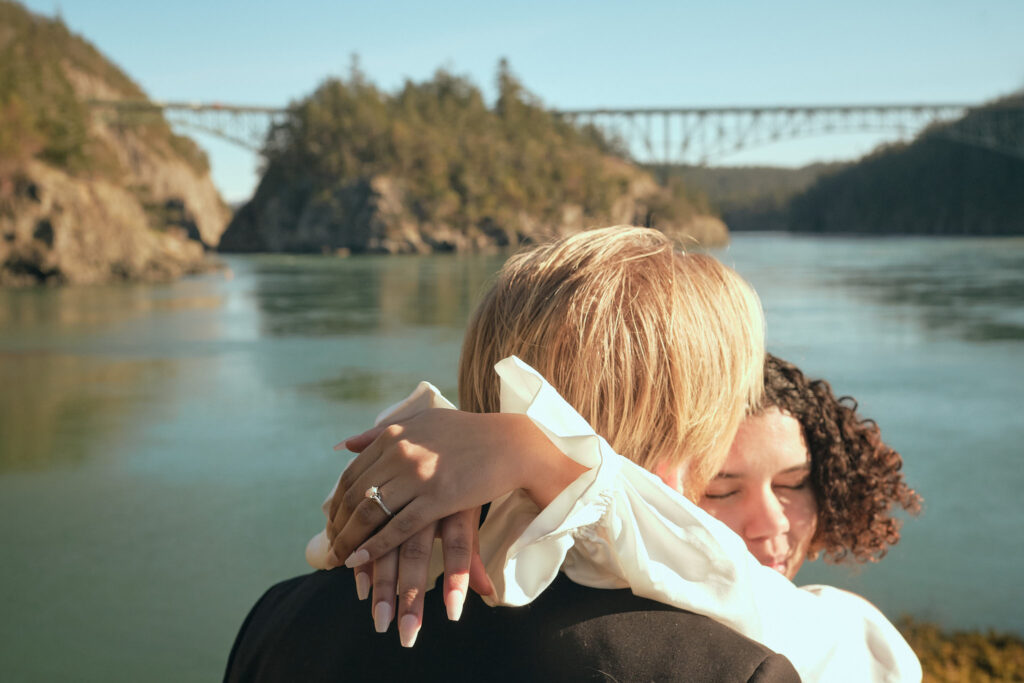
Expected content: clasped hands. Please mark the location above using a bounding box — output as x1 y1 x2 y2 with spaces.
323 408 584 648
323 409 541 647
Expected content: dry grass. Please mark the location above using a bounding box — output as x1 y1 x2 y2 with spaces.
899 617 1024 682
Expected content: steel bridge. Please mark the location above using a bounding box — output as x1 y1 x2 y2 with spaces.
87 98 1024 165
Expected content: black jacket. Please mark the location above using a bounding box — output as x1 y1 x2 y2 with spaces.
225 569 800 682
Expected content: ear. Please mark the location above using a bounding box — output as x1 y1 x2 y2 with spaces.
653 460 686 494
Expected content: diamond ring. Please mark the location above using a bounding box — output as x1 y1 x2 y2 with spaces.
364 485 394 518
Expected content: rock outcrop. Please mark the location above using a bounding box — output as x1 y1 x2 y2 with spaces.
1 160 210 285
0 2 230 286
221 170 728 255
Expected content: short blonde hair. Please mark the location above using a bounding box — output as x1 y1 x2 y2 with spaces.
458 226 765 499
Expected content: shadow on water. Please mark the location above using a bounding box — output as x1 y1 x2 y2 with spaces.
248 253 506 337
298 367 456 405
778 240 1024 344
0 277 227 473
824 240 1024 342
0 351 178 472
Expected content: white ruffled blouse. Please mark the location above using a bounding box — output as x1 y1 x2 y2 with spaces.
308 356 921 683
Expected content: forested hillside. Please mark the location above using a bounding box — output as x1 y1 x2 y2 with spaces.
662 163 848 232
789 94 1024 235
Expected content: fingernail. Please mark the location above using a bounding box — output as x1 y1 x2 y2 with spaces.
399 614 420 647
345 549 370 568
373 602 392 633
355 572 370 601
333 435 357 451
445 589 465 621
326 549 339 568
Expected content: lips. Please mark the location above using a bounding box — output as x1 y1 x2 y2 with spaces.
755 553 790 575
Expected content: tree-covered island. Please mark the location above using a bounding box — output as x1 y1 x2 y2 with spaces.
219 60 726 254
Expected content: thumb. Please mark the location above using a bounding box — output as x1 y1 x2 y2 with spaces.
334 424 387 453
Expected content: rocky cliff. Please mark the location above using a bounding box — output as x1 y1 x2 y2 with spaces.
222 164 728 255
0 1 229 285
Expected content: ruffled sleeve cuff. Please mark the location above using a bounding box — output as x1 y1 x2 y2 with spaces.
477 357 763 622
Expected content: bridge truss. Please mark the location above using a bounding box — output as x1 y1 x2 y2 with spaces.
88 98 1024 165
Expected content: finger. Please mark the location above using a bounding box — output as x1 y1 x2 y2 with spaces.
371 550 398 634
396 524 435 647
333 483 412 567
467 510 494 597
328 427 401 533
339 496 434 568
334 424 387 452
468 550 494 597
328 434 387 523
353 564 371 601
439 510 476 621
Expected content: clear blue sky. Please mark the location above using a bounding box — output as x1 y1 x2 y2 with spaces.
23 0 1024 202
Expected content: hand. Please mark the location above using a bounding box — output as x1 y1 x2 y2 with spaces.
327 408 568 568
354 510 494 647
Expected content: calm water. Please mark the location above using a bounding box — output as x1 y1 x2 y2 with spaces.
1 234 1022 682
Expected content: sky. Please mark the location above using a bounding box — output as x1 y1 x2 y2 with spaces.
22 0 1024 202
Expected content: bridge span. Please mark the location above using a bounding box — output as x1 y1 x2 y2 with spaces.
88 98 1024 165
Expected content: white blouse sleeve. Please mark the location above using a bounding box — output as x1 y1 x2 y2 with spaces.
476 356 921 683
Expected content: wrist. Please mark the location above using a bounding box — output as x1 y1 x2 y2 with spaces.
502 414 587 509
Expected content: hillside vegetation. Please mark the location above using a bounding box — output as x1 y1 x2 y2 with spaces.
0 1 205 176
789 94 1024 235
0 0 227 285
661 163 848 232
220 61 724 253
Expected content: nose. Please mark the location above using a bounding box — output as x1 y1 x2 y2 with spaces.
744 487 790 541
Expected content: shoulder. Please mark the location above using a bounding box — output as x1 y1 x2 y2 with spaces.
224 570 504 682
800 584 922 681
224 571 799 682
507 574 801 681
224 570 372 682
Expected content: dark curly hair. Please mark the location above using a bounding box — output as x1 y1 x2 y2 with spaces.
761 354 922 565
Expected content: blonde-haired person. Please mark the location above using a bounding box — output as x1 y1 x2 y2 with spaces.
457 225 764 492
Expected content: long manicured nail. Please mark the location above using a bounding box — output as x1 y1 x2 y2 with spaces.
355 572 370 601
445 589 465 621
345 549 370 568
399 614 420 647
326 549 339 568
373 602 392 633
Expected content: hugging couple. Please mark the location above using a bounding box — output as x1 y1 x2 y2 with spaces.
227 226 922 682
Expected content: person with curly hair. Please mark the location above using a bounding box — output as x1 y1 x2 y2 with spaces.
699 353 922 581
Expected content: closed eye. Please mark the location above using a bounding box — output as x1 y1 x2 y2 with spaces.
703 490 739 500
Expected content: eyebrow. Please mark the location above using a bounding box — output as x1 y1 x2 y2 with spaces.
713 463 811 480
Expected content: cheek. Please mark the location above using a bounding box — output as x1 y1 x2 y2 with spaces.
698 500 746 538
785 494 818 549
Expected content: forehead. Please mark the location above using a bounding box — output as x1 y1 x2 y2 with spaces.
721 407 810 477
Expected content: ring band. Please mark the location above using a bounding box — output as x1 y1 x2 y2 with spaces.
364 485 394 518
